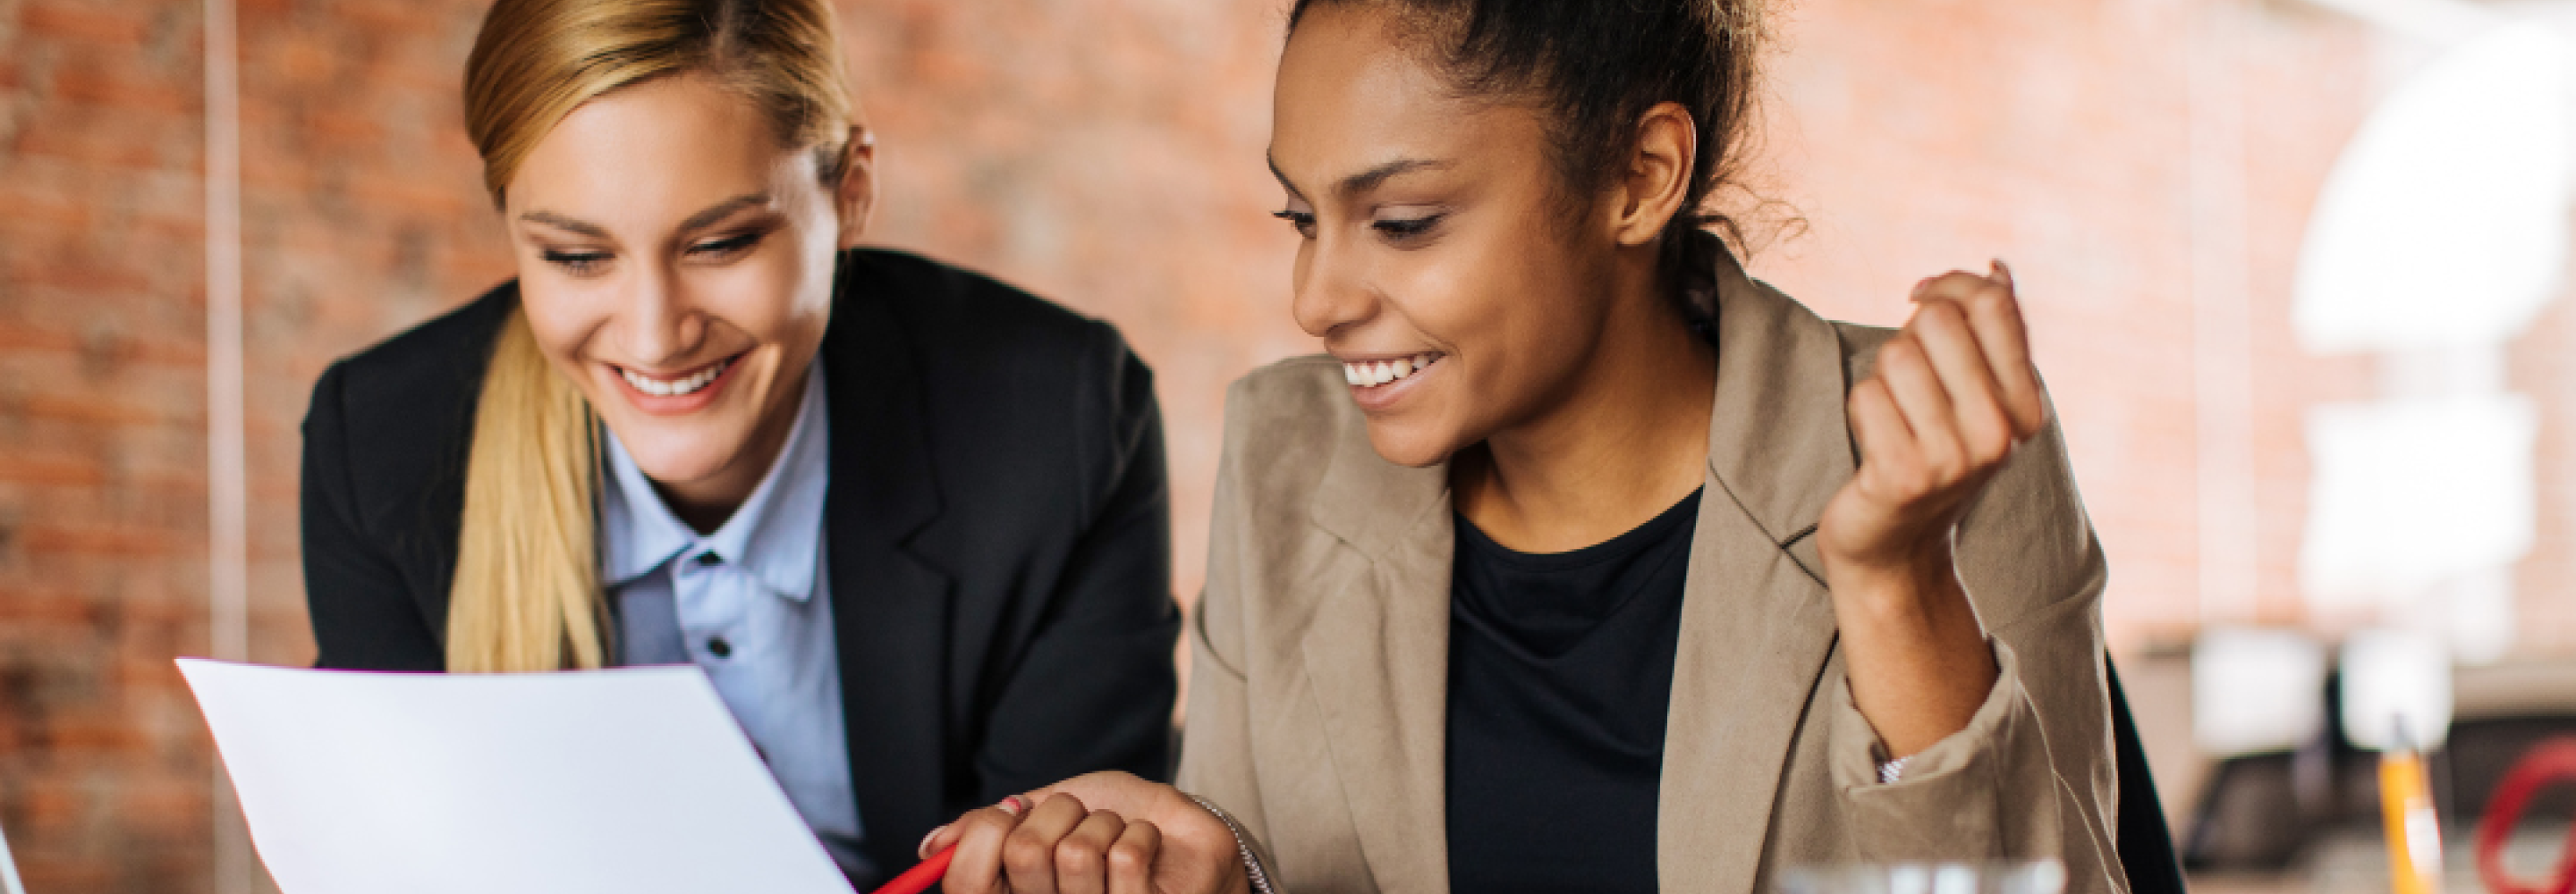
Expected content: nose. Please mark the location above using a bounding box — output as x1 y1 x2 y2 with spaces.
616 259 701 367
1290 232 1372 340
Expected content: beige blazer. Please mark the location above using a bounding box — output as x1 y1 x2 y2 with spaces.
1174 250 2129 894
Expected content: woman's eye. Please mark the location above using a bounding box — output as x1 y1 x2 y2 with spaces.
1270 209 1318 240
689 232 763 259
542 249 610 274
1371 215 1444 240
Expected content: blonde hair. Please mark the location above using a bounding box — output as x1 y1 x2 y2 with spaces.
449 0 853 672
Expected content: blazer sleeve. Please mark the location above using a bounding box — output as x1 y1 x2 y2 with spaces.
1818 405 2128 894
301 361 445 671
971 327 1182 797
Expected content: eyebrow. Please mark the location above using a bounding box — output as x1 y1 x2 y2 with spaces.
1338 158 1449 196
676 193 773 232
1267 155 1453 201
515 209 609 239
514 192 774 240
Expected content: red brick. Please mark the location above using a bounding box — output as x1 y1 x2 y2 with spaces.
39 713 148 755
16 392 183 426
0 454 108 487
18 525 192 558
7 111 192 172
16 1 155 45
0 587 113 626
47 61 196 114
0 322 88 353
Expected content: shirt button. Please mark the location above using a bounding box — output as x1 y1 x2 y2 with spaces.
695 552 723 567
707 637 733 659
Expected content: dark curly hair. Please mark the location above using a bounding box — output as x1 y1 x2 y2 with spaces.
1288 0 1767 289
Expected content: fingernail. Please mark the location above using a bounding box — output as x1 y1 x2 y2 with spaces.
1911 277 1932 299
998 794 1028 815
919 824 947 859
1990 258 2013 284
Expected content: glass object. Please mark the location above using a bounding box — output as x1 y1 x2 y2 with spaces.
1775 861 2067 894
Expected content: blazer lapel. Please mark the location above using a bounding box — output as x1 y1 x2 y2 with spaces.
1301 411 1455 894
1659 249 1860 891
818 262 954 874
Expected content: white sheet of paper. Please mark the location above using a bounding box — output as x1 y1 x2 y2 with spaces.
177 659 858 894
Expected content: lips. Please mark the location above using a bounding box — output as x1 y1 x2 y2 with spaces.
1343 352 1444 388
617 354 739 397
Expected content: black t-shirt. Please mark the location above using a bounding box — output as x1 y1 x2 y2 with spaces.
1445 488 1701 893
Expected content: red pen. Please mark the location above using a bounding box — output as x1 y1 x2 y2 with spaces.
868 844 954 894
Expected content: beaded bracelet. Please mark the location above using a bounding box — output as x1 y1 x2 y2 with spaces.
1182 791 1278 894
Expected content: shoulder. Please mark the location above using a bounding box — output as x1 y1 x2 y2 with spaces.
300 283 513 580
303 283 515 493
835 249 1144 415
838 248 1129 366
1218 354 1354 493
1197 356 1358 651
1225 354 1352 430
1205 356 1367 584
313 283 515 417
827 249 1157 517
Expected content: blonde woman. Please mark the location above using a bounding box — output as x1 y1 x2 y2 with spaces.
296 0 1179 884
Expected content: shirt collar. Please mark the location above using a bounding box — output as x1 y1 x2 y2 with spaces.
597 359 830 601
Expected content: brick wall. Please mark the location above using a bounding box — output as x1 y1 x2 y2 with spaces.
1 0 226 890
1 0 2561 890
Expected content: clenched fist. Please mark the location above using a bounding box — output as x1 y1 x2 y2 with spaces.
1817 261 2045 757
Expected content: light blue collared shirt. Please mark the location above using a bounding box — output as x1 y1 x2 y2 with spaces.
599 361 870 880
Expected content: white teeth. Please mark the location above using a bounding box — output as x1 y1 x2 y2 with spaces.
620 358 731 397
1340 353 1441 388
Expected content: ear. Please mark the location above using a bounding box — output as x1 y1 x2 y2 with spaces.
1609 102 1696 249
833 125 878 249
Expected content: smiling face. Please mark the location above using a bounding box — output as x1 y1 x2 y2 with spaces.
1270 4 1637 468
505 72 870 521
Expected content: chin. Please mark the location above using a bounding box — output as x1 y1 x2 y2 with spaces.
1362 421 1458 469
616 435 742 485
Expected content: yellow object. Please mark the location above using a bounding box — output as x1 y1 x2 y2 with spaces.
2381 746 2445 894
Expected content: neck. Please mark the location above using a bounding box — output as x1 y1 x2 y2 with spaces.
1453 274 1716 553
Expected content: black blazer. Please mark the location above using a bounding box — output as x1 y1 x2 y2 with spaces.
300 248 1181 877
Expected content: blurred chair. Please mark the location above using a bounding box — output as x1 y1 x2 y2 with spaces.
2112 658 2189 894
2179 654 2576 876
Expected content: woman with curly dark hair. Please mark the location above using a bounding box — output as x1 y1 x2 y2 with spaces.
923 2 2124 892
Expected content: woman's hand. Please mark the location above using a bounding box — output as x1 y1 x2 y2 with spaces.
1816 261 2045 758
920 772 1251 894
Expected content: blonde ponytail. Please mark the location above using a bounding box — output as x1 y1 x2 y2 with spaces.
446 0 853 671
447 309 607 672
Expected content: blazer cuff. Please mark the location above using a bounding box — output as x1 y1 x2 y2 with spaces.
1827 638 2042 862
